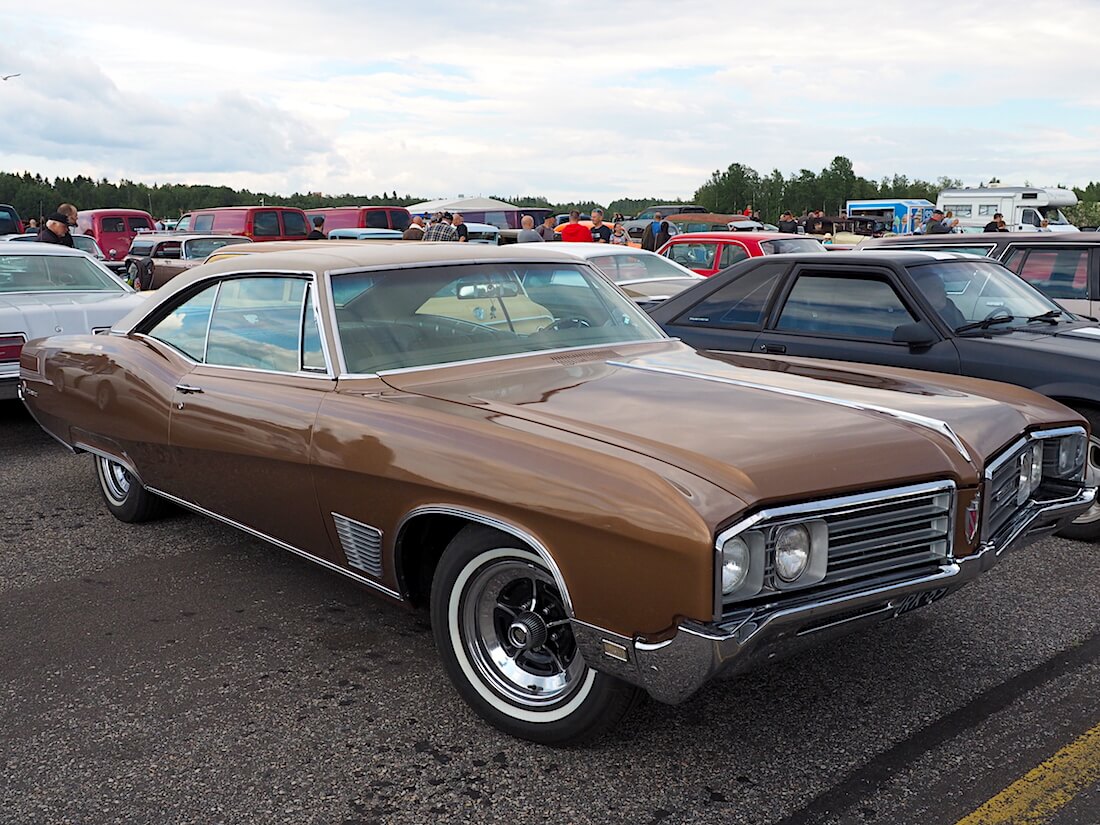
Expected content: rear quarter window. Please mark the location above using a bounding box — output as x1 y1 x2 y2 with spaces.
673 263 786 328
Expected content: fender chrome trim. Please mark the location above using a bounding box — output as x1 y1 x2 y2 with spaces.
146 486 403 601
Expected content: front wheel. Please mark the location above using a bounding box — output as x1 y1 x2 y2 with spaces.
1057 407 1100 541
94 455 167 523
430 526 640 745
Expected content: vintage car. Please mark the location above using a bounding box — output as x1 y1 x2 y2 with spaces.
2 231 125 274
121 233 252 289
19 244 1093 744
649 250 1100 539
657 231 826 276
0 241 145 400
861 231 1100 318
327 228 406 241
506 242 704 309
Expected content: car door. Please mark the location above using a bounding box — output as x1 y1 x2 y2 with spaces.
753 263 962 373
657 261 789 353
156 274 336 557
1000 245 1097 317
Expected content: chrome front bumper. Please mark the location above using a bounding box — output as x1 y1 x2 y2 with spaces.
572 486 1095 705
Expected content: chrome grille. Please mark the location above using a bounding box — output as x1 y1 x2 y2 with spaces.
821 491 952 585
332 513 384 577
986 445 1025 542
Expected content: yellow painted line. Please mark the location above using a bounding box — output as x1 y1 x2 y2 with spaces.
955 721 1100 825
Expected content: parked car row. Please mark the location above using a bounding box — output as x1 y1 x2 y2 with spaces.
12 239 1096 747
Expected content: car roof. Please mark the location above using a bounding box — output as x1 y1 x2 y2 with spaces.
506 242 652 259
760 250 980 264
77 208 152 216
664 231 798 241
871 231 1096 245
129 233 244 242
0 240 90 256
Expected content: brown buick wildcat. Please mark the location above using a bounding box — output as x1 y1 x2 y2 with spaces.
19 244 1094 744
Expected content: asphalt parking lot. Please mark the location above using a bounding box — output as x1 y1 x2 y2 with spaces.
2 400 1097 825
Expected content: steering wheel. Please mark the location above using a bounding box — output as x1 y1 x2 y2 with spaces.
541 317 591 332
982 306 1012 322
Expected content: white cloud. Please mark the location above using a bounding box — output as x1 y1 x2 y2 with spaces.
2 1 1100 203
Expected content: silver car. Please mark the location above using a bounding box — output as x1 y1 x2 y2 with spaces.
0 242 147 400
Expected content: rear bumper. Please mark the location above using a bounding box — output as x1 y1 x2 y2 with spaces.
0 369 18 400
572 485 1094 704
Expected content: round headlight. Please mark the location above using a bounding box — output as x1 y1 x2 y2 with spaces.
774 524 811 582
721 537 750 594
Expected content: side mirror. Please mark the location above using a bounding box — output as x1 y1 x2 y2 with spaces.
893 320 938 348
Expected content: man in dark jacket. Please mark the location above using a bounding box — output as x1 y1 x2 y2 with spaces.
777 211 799 233
306 216 326 239
925 209 952 234
35 212 74 246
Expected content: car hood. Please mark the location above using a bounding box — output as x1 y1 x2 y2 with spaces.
0 292 147 337
970 322 1100 354
380 341 1075 506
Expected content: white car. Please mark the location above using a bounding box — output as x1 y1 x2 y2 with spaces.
0 242 147 400
506 242 704 309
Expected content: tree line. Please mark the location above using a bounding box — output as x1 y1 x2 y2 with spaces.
3 161 1099 225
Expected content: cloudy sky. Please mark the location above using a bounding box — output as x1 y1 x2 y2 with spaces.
2 1 1099 203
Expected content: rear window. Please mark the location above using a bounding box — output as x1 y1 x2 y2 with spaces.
0 207 19 234
101 217 126 233
211 211 247 233
252 211 280 237
388 209 410 231
365 210 389 229
281 210 309 237
193 214 214 232
128 217 153 232
0 253 127 293
760 238 827 255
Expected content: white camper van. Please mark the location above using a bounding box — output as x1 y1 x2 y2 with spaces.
936 186 1079 233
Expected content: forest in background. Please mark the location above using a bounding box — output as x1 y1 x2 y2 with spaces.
3 157 1099 225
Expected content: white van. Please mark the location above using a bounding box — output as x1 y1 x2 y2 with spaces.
936 186 1079 233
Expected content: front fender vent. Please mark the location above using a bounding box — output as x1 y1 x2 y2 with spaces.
332 513 384 577
548 349 621 366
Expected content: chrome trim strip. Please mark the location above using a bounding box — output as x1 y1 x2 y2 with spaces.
71 442 144 484
395 504 574 617
130 334 337 381
146 486 404 600
608 360 974 463
120 267 320 334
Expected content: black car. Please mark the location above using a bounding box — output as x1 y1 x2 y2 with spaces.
860 231 1100 319
0 204 23 235
649 250 1100 540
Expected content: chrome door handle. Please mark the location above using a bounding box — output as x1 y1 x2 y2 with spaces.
760 343 787 354
176 383 204 394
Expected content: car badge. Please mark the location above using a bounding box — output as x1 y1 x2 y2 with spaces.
54 325 63 333
965 494 981 544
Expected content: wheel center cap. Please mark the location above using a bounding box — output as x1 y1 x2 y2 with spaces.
507 612 548 652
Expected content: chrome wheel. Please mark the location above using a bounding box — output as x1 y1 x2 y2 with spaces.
458 553 586 709
98 456 131 505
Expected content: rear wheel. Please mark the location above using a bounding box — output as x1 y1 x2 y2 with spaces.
94 455 166 523
430 526 640 745
1057 407 1100 542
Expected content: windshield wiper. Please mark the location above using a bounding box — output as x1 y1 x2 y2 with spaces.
954 315 1016 334
1026 309 1062 325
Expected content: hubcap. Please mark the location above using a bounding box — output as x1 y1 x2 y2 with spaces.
100 457 131 502
461 558 584 708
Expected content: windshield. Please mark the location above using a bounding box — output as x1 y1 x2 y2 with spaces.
0 253 128 293
760 238 827 255
588 252 700 282
332 262 664 373
1038 207 1071 225
907 260 1064 331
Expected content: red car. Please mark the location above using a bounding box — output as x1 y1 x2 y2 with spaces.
657 231 826 277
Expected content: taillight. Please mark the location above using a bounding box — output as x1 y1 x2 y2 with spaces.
0 334 25 363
